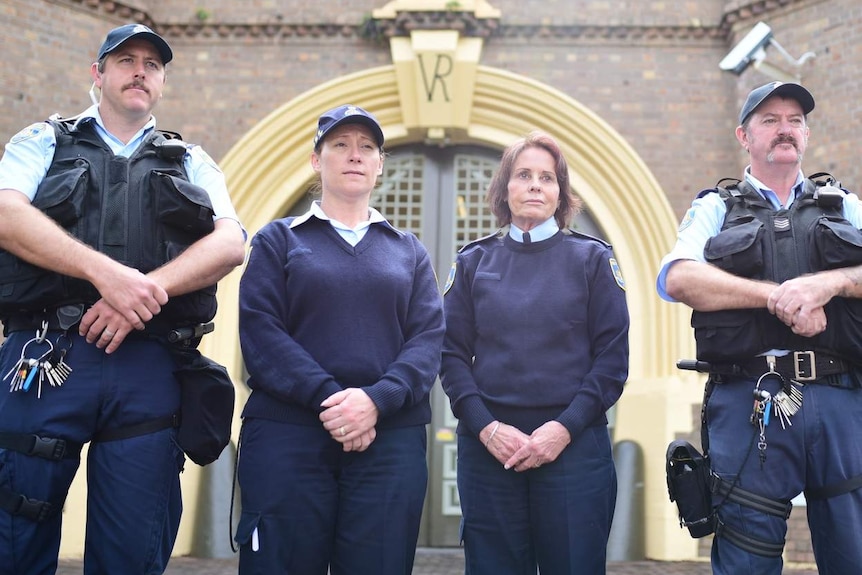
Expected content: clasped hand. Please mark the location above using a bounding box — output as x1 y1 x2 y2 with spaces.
320 388 379 452
80 267 168 354
482 420 571 472
767 274 834 337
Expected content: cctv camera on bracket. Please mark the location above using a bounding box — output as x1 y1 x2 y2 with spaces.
719 22 773 75
719 21 816 81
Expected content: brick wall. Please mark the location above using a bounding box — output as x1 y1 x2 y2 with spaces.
1 0 858 564
5 1 858 223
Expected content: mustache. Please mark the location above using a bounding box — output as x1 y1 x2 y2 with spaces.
771 134 797 149
123 80 148 92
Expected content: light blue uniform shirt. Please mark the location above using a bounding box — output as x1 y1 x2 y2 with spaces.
656 170 862 301
0 105 241 226
290 200 390 246
509 217 559 243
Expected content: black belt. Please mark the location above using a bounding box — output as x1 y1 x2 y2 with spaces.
3 307 212 347
736 351 847 382
2 304 86 334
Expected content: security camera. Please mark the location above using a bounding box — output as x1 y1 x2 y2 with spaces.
719 22 773 75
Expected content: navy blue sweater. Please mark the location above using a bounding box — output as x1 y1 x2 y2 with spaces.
440 230 629 439
239 216 445 428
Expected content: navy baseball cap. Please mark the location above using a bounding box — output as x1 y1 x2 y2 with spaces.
313 105 384 149
97 24 173 64
738 81 814 125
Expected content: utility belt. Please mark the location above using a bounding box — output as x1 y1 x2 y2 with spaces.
677 350 849 382
2 304 215 348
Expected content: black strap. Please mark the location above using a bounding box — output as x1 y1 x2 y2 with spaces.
711 474 792 519
805 473 862 501
700 375 720 456
91 415 177 443
715 518 785 558
0 433 82 460
0 487 53 522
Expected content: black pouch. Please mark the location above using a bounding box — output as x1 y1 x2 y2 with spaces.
666 440 714 538
170 347 235 466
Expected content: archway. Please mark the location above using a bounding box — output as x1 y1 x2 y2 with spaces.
210 63 697 556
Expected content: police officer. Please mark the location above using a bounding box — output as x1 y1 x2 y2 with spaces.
658 82 862 574
0 24 245 574
235 105 444 575
441 131 629 574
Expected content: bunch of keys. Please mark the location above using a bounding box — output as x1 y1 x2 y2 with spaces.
42 346 73 389
764 356 804 429
2 328 73 398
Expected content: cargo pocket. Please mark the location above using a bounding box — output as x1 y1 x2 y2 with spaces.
811 216 862 270
704 218 765 278
691 309 766 362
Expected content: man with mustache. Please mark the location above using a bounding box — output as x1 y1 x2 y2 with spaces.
0 24 245 574
657 81 862 574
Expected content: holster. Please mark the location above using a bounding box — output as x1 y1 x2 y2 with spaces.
666 439 715 538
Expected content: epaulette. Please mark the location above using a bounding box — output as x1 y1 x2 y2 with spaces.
457 230 504 253
565 228 611 249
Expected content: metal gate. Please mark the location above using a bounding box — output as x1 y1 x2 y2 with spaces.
375 146 499 546
286 143 607 547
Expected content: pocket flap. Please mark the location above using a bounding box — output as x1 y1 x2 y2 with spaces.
704 219 763 260
234 511 261 546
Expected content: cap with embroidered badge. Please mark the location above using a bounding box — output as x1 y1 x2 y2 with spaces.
313 105 384 150
97 24 173 65
738 81 815 125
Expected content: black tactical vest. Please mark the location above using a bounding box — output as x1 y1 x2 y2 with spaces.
692 177 862 364
0 119 217 328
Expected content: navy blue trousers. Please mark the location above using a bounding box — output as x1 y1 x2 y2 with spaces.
706 373 862 574
236 418 428 575
456 425 617 575
0 331 184 575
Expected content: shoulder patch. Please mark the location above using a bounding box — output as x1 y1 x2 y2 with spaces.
609 258 625 291
443 261 457 295
678 207 697 232
10 123 48 144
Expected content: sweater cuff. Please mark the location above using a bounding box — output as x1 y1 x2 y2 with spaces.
311 380 344 412
363 380 406 417
459 395 496 438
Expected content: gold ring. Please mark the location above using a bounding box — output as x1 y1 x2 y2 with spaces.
340 426 346 437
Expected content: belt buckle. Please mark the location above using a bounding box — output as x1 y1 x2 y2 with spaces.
793 351 817 381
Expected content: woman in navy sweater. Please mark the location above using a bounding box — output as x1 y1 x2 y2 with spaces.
440 131 630 575
235 105 445 575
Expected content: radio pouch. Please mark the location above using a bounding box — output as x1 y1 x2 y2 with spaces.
666 439 715 538
170 346 235 466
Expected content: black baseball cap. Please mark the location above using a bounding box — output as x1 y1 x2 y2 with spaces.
97 24 173 65
738 81 814 125
313 105 385 150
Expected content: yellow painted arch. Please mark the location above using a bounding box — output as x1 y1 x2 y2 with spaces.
209 64 693 386
204 63 700 558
